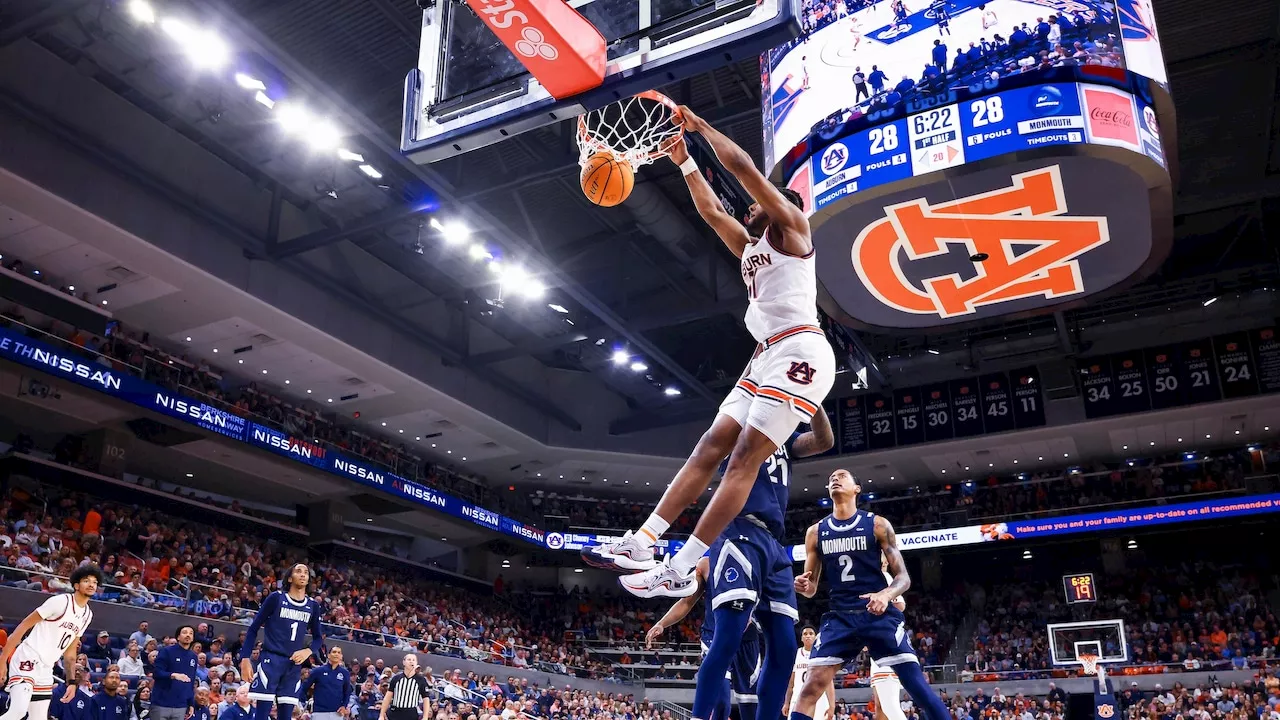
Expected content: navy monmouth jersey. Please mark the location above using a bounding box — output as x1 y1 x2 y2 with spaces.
91 692 131 720
301 664 354 713
718 431 799 539
243 590 323 659
818 510 888 613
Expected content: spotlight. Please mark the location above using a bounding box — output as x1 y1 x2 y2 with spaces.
275 104 312 134
358 165 382 179
664 387 682 396
336 148 365 162
128 0 156 23
630 361 648 372
306 122 342 151
611 350 629 365
548 304 569 314
253 92 275 109
522 280 546 299
234 73 266 91
1203 297 1218 307
927 348 940 355
468 244 491 261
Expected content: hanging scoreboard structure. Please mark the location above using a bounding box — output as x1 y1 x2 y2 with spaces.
1064 573 1098 604
1081 327 1280 418
835 367 1045 454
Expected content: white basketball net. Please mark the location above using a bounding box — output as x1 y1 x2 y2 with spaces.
577 90 684 172
1079 654 1100 676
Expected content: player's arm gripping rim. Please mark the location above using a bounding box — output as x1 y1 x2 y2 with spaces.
677 105 811 256
791 407 835 459
864 516 910 614
793 523 823 599
668 136 751 258
646 557 708 648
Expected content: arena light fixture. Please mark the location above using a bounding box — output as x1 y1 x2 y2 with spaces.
306 122 342 151
185 473 193 478
468 244 491 261
185 336 192 341
664 387 682 396
501 265 529 285
573 568 584 573
1234 429 1241 435
275 103 312 134
1149 440 1155 445
67 285 75 292
253 92 275 109
1203 296 1218 307
1205 433 1211 438
234 73 266 91
548 304 569 313
630 361 648 372
522 280 546 299
927 348 939 355
1177 437 1182 442
336 148 365 162
128 0 156 23
1122 444 1128 449
358 164 383 179
1267 426 1271 431
611 350 629 365
1038 456 1043 460
284 380 290 385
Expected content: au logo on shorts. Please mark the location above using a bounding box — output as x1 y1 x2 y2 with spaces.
787 361 817 385
18 660 33 672
853 166 1110 320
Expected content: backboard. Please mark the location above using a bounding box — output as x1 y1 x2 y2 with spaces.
401 0 801 163
1048 620 1129 667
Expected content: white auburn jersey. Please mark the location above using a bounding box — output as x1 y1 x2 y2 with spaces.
739 229 820 344
16 594 92 669
791 646 830 717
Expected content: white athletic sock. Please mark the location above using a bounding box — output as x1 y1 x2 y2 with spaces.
670 536 710 575
0 682 34 720
27 698 50 720
874 681 907 720
636 514 670 548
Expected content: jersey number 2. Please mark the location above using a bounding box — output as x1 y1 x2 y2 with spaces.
837 555 857 582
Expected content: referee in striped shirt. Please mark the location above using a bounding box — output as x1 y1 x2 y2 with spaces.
380 654 432 720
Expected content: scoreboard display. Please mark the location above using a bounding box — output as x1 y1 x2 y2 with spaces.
1063 573 1098 604
1082 327 1280 418
836 367 1046 454
801 82 1165 214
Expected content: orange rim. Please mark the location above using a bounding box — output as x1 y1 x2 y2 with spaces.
577 90 685 164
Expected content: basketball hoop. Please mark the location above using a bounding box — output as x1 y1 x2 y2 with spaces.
577 90 684 172
1079 654 1100 676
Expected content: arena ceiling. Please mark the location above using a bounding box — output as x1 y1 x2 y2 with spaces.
0 0 1278 491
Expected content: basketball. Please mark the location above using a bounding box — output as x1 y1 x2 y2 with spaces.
580 152 634 207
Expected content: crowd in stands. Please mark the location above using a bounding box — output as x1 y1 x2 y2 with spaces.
0 471 661 680
37 620 663 720
964 560 1280 677
773 0 1125 141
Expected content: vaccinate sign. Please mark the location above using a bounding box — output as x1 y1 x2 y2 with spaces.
0 326 544 547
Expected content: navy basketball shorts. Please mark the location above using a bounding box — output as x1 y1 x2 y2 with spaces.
706 518 798 623
808 608 918 669
731 623 762 702
248 651 304 705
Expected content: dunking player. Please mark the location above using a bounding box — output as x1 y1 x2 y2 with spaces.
790 470 952 720
646 555 761 720
239 563 323 720
631 408 833 720
0 565 104 720
583 103 835 593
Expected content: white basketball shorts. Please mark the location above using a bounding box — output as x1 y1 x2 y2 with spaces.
718 326 836 447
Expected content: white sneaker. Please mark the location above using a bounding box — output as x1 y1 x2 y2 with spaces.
580 531 658 572
618 558 698 599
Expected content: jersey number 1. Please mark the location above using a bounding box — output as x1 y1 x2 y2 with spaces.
290 622 299 641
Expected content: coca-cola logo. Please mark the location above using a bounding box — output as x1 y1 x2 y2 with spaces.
1089 107 1133 127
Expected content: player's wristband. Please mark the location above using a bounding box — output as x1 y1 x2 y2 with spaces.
679 158 699 177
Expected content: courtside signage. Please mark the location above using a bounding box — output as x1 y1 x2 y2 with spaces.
0 325 545 546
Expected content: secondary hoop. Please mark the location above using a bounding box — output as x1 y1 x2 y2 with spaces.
577 90 685 172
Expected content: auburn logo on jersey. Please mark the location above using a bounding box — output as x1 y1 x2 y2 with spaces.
852 166 1111 319
787 361 817 385
18 661 33 672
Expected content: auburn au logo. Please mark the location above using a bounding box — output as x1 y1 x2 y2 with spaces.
1097 703 1115 718
853 166 1111 319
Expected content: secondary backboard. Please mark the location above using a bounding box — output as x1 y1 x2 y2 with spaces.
1048 620 1129 666
401 0 801 163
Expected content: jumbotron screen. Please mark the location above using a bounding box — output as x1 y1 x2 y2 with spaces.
761 0 1168 171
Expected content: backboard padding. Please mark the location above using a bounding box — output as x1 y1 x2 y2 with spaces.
402 0 800 163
